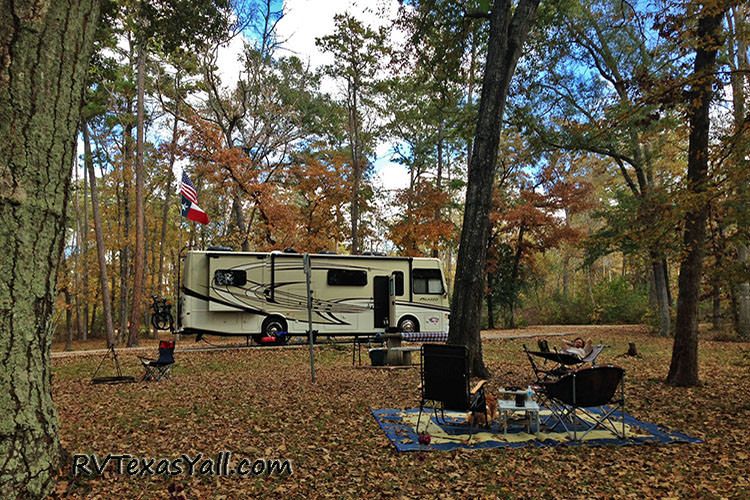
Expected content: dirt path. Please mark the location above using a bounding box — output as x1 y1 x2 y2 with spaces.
52 324 648 359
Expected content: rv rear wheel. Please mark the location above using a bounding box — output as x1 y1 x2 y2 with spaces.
262 316 289 345
397 316 419 333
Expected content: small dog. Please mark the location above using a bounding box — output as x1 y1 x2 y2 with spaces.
466 394 498 427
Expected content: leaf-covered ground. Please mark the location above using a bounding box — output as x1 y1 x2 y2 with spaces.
52 325 750 498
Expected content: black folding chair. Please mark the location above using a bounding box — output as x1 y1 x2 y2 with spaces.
417 344 488 436
138 340 176 381
538 365 626 440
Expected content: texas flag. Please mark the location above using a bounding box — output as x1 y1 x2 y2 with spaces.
180 172 209 225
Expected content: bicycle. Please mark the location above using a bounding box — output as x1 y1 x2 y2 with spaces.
150 295 175 332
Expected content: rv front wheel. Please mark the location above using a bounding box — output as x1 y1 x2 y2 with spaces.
397 316 419 333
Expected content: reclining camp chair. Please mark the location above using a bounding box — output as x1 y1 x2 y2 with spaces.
538 365 625 441
524 342 606 382
417 344 488 436
138 340 176 381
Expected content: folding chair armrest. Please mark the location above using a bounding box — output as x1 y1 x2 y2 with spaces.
470 379 487 395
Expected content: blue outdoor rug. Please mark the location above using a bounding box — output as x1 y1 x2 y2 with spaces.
372 407 701 451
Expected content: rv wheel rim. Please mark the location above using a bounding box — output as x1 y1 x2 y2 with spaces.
400 319 416 332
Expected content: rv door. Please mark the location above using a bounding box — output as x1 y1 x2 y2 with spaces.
388 273 397 331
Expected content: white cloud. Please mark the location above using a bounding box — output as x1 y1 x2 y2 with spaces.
276 0 410 193
277 0 400 68
215 32 249 88
373 142 410 191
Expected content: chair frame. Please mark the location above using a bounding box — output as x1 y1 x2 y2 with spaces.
138 340 176 382
540 365 626 441
417 344 488 438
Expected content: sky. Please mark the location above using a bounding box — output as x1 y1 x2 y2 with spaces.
214 0 411 192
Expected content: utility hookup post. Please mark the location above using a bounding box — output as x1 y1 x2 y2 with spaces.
303 253 316 383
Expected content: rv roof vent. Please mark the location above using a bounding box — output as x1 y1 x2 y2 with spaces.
283 247 298 253
207 245 233 252
318 250 337 255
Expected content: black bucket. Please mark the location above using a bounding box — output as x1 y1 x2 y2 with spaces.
515 393 526 407
369 348 387 366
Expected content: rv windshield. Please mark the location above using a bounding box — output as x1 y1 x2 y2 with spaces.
413 269 444 294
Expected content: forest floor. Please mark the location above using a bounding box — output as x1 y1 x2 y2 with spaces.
51 325 750 498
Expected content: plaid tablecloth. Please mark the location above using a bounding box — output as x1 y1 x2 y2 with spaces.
400 331 448 343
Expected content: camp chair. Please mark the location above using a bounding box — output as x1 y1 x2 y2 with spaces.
523 344 571 383
138 340 176 381
538 365 625 441
417 344 488 436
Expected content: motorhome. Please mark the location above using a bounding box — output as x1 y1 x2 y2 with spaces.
179 249 450 341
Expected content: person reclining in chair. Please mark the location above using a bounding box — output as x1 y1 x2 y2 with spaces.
561 337 593 359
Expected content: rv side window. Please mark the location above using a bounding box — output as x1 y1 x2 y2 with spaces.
327 269 367 286
213 270 247 287
393 271 404 296
413 269 444 294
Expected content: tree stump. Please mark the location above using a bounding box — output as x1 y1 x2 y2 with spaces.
625 342 639 357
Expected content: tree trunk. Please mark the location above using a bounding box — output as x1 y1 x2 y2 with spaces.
727 6 750 339
348 81 362 255
711 279 721 331
0 0 100 495
448 0 540 377
231 194 250 251
128 40 146 347
735 243 750 339
83 124 115 347
73 161 85 339
81 143 89 340
64 288 74 352
432 117 444 258
158 115 180 291
667 4 725 387
119 132 131 344
650 251 671 336
486 272 495 329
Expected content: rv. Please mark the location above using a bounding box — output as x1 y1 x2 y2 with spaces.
179 249 450 341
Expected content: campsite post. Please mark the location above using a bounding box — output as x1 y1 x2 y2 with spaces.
303 253 316 382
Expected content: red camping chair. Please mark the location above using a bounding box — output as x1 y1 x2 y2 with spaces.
138 340 176 381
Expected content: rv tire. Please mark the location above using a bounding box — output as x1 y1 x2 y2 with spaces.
397 316 419 333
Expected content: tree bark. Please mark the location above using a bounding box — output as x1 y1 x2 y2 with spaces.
486 272 495 329
711 279 721 331
64 288 74 352
81 140 89 339
651 251 671 336
448 0 540 377
128 39 146 347
667 4 725 387
158 115 180 289
727 5 750 339
348 80 362 255
0 0 100 495
83 124 115 347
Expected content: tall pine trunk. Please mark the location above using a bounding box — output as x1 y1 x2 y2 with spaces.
448 0 539 377
667 3 725 387
128 40 146 346
83 124 115 347
0 0 100 495
158 115 179 292
81 144 89 339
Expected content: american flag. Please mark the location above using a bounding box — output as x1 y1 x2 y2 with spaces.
180 172 199 204
179 171 209 224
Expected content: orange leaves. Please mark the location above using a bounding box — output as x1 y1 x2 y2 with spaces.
388 179 455 256
180 114 354 252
